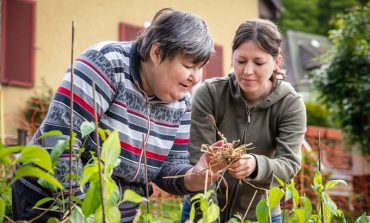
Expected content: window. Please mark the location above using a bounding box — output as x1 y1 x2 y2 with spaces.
202 44 224 80
119 22 144 41
1 0 36 87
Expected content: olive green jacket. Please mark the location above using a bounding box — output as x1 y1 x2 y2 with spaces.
188 73 307 221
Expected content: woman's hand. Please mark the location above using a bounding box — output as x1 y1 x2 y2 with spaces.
184 140 228 192
227 154 257 180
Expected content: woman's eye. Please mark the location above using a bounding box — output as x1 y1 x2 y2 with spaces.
237 60 245 64
255 62 265 66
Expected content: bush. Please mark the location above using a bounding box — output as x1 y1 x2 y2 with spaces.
313 3 370 154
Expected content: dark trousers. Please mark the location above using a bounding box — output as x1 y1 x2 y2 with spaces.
12 180 61 222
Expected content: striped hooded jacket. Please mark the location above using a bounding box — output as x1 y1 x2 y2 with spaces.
20 41 194 221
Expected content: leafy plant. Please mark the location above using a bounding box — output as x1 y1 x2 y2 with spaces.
35 122 122 223
313 3 370 154
0 142 63 222
189 189 220 223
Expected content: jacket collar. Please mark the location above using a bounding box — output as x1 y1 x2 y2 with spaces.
129 41 143 89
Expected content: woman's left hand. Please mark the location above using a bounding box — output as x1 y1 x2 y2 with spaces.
227 154 257 179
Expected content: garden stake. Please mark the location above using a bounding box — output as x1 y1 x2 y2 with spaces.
318 130 324 223
68 20 75 215
241 189 257 222
93 83 107 223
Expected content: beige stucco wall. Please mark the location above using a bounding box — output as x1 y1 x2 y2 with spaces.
3 0 258 139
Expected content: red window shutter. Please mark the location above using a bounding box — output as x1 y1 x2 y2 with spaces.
202 44 224 81
119 22 144 41
1 0 36 87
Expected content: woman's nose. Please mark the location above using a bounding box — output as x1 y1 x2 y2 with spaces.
243 63 253 75
192 68 202 85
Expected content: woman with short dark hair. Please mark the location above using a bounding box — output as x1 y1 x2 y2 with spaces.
12 8 222 223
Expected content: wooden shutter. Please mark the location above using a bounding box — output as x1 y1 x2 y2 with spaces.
119 22 144 41
202 44 224 80
1 0 36 87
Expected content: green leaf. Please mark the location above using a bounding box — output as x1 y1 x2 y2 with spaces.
205 189 215 198
292 188 300 209
98 128 107 142
325 180 347 190
0 146 23 159
322 192 338 216
227 218 240 223
199 197 208 212
189 203 196 222
107 181 120 206
256 199 269 223
80 121 96 138
12 166 64 190
20 145 54 174
294 209 305 223
338 210 347 223
80 164 98 190
50 140 67 167
82 181 101 217
47 217 61 223
70 204 88 223
0 198 5 223
191 193 204 201
323 203 332 223
274 175 285 187
313 170 323 186
123 189 146 203
268 187 284 209
34 197 55 208
106 205 121 223
38 178 58 191
101 130 121 173
355 213 370 223
37 130 63 140
300 196 312 221
207 202 220 223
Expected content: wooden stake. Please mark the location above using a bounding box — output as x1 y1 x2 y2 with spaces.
68 20 75 214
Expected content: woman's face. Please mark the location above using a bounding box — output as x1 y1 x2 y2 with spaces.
232 41 281 100
144 44 203 102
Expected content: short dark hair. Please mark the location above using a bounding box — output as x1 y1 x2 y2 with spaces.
136 8 214 66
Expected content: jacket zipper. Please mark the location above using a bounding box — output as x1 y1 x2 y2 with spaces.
226 105 254 219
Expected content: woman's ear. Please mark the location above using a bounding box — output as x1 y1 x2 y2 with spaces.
149 43 161 64
274 55 282 71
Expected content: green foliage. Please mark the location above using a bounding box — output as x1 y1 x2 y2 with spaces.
278 0 362 35
0 142 64 221
278 0 320 34
313 3 370 154
356 213 370 223
190 189 220 223
80 129 121 222
305 101 330 127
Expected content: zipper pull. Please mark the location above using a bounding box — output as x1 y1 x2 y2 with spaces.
247 109 251 123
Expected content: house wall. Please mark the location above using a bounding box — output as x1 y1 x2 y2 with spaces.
3 0 259 139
